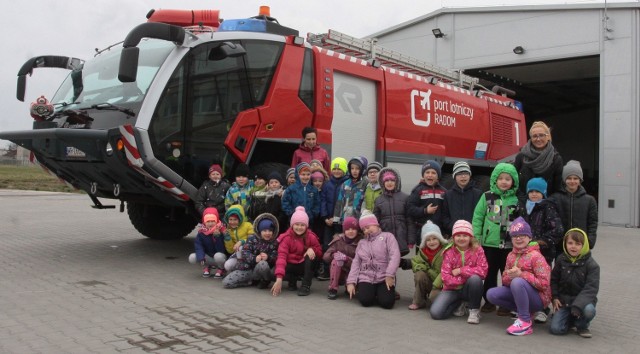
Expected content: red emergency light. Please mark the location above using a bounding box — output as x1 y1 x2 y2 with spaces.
146 9 221 28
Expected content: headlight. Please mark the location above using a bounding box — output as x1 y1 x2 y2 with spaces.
105 142 114 156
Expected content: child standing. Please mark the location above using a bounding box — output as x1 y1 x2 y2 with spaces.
549 160 598 249
310 167 329 280
194 164 231 217
442 161 482 237
323 216 362 300
218 204 255 278
271 206 323 296
225 163 254 212
188 208 226 277
430 220 488 324
346 211 401 309
222 213 279 289
282 162 320 225
486 217 551 336
247 171 268 222
523 177 564 265
361 161 383 212
472 162 520 314
549 228 600 338
285 168 296 188
373 167 416 258
409 221 448 310
407 160 447 245
333 156 368 226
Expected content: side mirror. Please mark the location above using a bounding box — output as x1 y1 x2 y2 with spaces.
209 42 246 61
118 47 140 83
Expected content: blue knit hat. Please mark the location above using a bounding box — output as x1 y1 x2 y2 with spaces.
421 160 442 178
258 218 275 232
527 177 547 198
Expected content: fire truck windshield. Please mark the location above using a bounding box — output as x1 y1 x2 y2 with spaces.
51 39 174 111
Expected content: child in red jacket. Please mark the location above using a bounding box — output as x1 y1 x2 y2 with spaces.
271 206 322 297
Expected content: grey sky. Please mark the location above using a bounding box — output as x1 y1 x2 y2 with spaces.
0 0 620 148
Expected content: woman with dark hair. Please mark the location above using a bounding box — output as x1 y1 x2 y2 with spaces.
291 126 330 172
514 121 564 204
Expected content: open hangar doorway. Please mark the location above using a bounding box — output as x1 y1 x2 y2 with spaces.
465 55 600 197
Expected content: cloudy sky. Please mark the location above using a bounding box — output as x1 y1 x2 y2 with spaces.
0 0 623 148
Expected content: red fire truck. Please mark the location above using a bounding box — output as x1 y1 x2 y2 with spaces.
1 7 525 239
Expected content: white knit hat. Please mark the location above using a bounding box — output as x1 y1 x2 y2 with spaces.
420 221 447 247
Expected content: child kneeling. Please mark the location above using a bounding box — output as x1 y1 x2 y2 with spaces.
223 213 279 289
430 220 488 324
487 217 551 336
409 221 448 310
346 211 401 309
323 216 362 300
549 228 599 338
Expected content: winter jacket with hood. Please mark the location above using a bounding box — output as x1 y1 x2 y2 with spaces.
281 167 320 221
549 185 598 248
322 232 362 271
237 213 280 271
248 184 286 227
225 179 255 212
291 142 331 172
407 179 446 232
274 227 323 279
346 229 401 285
373 167 416 255
523 198 564 261
222 205 255 254
514 146 564 203
551 229 599 310
321 174 349 219
411 236 447 289
502 241 552 307
442 181 482 236
333 156 369 222
440 243 488 291
472 163 520 249
193 208 226 261
195 179 231 216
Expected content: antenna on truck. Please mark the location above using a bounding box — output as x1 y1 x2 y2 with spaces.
307 29 478 90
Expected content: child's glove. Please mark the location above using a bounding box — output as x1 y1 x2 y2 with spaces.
571 306 582 318
333 251 347 261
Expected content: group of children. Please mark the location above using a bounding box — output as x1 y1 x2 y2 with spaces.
188 156 599 337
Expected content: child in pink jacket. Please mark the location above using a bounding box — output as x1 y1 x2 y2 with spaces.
487 217 551 336
430 220 488 324
346 211 401 309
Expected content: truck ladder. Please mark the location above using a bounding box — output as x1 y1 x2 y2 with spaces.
307 29 478 89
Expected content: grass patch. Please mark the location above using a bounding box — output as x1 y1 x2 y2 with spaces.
0 164 82 193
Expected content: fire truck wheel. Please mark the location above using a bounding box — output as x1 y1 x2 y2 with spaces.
126 202 197 240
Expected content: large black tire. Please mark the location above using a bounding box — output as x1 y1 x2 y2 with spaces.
127 202 197 240
251 162 290 182
473 174 491 192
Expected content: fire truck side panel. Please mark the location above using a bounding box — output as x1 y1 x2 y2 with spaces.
485 103 527 161
330 72 378 161
224 109 261 161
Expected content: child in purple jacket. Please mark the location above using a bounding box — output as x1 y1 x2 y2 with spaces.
346 211 401 309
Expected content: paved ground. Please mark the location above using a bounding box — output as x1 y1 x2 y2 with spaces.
0 189 638 353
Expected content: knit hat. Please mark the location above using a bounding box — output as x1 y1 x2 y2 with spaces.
208 164 223 176
286 168 295 180
290 206 309 227
330 157 348 174
452 161 472 177
358 210 379 229
268 171 283 184
310 159 322 167
527 177 547 198
257 218 275 232
342 216 359 231
562 160 584 182
255 170 269 181
420 221 447 246
509 217 532 238
451 220 474 238
311 171 325 181
382 171 396 182
296 162 311 176
202 207 219 224
235 163 250 178
421 160 442 178
367 161 383 173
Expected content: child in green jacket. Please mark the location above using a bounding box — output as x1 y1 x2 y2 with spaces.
472 163 520 314
409 221 448 310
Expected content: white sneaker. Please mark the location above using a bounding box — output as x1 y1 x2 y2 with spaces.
467 309 481 324
453 301 468 317
534 311 548 323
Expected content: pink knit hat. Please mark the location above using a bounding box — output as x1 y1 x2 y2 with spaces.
342 216 359 231
382 171 396 182
208 164 223 176
311 171 325 181
290 206 309 227
452 220 474 238
358 210 379 229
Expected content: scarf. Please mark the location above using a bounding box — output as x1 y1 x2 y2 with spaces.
525 200 541 215
520 140 556 174
264 187 283 203
422 245 442 263
200 222 224 236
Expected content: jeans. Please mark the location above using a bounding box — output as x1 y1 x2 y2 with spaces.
430 275 483 320
550 303 596 334
486 277 544 323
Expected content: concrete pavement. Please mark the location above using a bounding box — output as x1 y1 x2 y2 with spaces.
0 189 638 353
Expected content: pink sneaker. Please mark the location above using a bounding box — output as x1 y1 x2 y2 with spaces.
202 266 211 278
507 318 533 336
214 269 225 279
